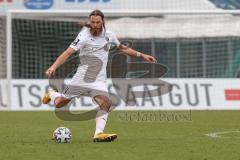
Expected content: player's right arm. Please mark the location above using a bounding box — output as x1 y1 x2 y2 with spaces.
45 47 76 78
46 30 86 78
46 47 75 78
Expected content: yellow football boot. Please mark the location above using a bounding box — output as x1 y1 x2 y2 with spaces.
93 133 117 142
42 92 51 104
42 88 57 104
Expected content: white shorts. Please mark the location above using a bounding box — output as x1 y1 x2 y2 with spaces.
61 82 109 100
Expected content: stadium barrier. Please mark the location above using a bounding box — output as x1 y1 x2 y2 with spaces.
0 79 239 110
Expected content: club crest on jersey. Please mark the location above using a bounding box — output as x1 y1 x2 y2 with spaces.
105 37 109 42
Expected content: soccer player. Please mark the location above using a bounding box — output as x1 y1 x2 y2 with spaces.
42 9 156 142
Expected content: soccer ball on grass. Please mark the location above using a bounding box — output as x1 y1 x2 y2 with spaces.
52 127 72 143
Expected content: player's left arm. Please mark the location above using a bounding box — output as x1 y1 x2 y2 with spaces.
118 45 157 63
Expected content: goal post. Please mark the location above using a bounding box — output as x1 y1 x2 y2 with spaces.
4 9 240 110
6 10 12 110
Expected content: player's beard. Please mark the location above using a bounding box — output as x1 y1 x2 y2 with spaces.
90 27 103 37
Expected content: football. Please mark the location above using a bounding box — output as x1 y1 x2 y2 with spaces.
52 127 72 143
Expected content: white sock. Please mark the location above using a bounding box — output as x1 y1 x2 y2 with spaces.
49 88 61 104
94 110 108 136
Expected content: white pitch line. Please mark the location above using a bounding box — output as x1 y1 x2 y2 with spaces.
205 131 240 138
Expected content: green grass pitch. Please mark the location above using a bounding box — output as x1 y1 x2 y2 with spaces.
0 111 240 160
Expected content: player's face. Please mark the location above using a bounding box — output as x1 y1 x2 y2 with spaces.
90 15 103 37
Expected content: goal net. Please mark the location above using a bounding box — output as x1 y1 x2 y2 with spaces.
4 10 240 79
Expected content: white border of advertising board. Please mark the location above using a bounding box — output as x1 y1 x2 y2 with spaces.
0 79 239 111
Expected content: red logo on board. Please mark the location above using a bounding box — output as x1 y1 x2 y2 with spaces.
225 89 240 101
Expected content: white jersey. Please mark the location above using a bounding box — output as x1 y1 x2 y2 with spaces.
69 27 120 87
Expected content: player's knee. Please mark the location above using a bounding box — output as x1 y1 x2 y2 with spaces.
55 102 64 108
94 95 112 112
55 97 70 108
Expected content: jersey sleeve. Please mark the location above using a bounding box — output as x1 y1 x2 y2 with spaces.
69 32 86 51
110 32 120 47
